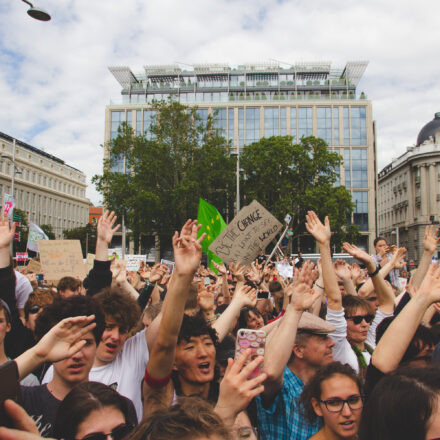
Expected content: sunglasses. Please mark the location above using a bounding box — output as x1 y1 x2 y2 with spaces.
28 305 41 315
345 314 375 324
80 423 132 440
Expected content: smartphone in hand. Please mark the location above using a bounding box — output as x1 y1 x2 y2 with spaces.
235 328 266 379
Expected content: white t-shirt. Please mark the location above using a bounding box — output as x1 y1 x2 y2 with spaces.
43 329 149 421
14 270 33 309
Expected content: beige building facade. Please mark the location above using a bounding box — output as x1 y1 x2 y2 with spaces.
105 61 377 251
378 113 440 263
0 132 89 238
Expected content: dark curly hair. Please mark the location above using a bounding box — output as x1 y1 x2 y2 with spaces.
53 382 132 440
300 361 362 423
34 296 105 344
177 312 219 347
93 288 141 333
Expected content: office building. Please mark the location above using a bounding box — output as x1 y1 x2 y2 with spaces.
378 113 440 263
0 132 89 238
106 61 376 251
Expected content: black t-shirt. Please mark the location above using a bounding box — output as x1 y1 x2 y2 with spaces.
21 384 60 438
364 362 385 400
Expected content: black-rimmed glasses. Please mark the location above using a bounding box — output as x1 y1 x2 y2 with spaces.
320 395 363 412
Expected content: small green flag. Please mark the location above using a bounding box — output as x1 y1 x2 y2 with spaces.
197 198 227 271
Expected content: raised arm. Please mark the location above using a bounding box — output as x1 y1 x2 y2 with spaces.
343 242 395 314
213 262 231 304
144 220 204 382
333 260 356 296
413 225 439 288
211 284 257 342
372 263 440 373
305 211 341 311
262 262 320 402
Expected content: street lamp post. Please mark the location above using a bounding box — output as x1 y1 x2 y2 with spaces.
391 227 399 247
21 0 51 21
236 143 240 215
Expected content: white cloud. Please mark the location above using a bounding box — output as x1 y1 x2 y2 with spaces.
0 0 439 205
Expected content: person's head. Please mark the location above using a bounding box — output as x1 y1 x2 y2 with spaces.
35 296 105 387
174 313 218 386
0 301 11 347
93 288 141 365
364 291 378 313
23 288 56 332
237 307 264 330
301 362 363 439
342 295 374 346
129 396 231 440
53 381 133 440
374 237 387 254
215 293 225 307
376 317 435 367
359 367 440 440
256 298 272 317
57 277 83 298
142 302 162 329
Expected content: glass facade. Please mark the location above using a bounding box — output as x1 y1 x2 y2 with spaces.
264 108 279 137
143 110 156 140
111 111 125 140
353 191 368 231
213 108 227 137
298 107 313 139
238 108 244 147
246 108 260 145
351 148 368 187
344 148 351 188
136 110 142 135
317 107 332 145
350 107 367 145
290 107 297 140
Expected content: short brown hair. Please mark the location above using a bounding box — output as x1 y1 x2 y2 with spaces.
129 397 231 440
57 276 82 293
24 288 57 320
94 288 140 333
342 294 373 317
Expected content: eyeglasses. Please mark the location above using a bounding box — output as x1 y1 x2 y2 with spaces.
320 395 363 412
79 424 133 440
345 314 374 325
28 305 41 314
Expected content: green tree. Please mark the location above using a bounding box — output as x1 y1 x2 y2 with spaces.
63 223 97 257
40 224 56 240
93 101 235 253
241 136 359 251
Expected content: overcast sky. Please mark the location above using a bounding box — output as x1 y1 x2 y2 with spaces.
1 0 439 205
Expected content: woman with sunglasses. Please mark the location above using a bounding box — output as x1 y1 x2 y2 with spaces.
301 362 363 440
53 381 137 440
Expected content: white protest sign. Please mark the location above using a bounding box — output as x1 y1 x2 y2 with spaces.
125 254 147 271
209 200 283 266
276 262 293 279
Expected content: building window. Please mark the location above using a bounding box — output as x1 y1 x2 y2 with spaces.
298 107 313 139
333 107 340 145
344 149 351 188
246 108 260 145
136 110 142 135
228 108 234 144
126 111 132 127
280 108 287 136
353 191 368 231
317 107 332 145
290 107 297 141
343 107 350 145
350 107 367 145
351 149 368 188
143 110 156 140
110 111 125 140
334 148 340 186
238 108 244 147
213 108 227 137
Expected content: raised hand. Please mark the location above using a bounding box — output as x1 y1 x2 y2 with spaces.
197 283 215 311
233 284 257 307
173 220 206 277
33 316 96 363
213 261 227 276
390 247 407 269
97 210 120 245
215 349 266 424
415 263 440 304
0 213 15 250
342 242 375 271
246 264 262 284
286 261 320 311
148 264 167 283
333 260 352 281
230 262 246 282
423 225 440 254
305 211 331 245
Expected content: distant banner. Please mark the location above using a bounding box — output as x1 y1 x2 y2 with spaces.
209 200 283 266
125 255 147 271
27 222 49 253
3 194 15 220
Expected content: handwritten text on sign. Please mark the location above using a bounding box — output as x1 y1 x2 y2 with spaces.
209 200 282 265
38 240 86 281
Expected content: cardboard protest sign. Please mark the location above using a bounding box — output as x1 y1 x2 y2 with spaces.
125 255 147 271
161 259 175 274
209 200 283 266
24 258 42 274
38 240 86 281
276 262 294 279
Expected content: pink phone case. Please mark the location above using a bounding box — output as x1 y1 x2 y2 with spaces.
235 328 266 378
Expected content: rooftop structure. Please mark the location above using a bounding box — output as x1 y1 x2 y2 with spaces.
109 61 369 105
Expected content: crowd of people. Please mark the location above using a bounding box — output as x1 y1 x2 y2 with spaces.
0 209 440 439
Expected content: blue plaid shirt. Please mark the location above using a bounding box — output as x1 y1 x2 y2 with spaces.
256 367 322 440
